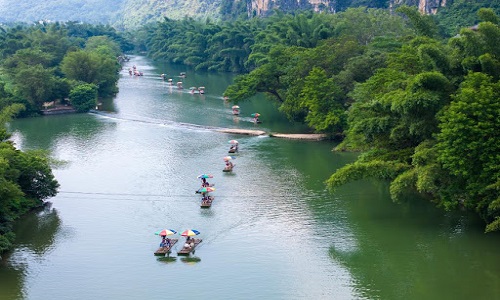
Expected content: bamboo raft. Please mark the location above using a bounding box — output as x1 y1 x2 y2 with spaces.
201 196 214 208
223 164 235 172
177 238 202 256
153 238 178 255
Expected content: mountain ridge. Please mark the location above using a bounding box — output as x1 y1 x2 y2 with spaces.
0 0 485 30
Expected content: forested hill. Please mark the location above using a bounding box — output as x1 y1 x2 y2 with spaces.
0 0 224 30
0 0 124 25
1 0 499 31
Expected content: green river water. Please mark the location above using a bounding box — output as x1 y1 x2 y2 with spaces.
0 56 499 300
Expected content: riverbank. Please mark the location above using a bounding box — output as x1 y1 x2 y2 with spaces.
41 105 76 115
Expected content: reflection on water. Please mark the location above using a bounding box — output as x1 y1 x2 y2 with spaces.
0 205 61 299
156 256 177 264
327 184 500 300
8 113 113 154
13 204 61 255
180 256 201 265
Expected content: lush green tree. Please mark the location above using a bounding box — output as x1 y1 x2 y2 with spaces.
328 9 500 232
396 5 439 38
332 7 410 45
60 48 119 96
3 48 54 71
225 44 295 101
436 1 500 36
0 153 24 255
299 67 346 133
219 0 247 20
0 104 59 256
0 25 31 59
223 8 409 133
60 50 100 83
28 24 71 66
437 72 500 232
13 64 57 109
0 22 128 115
85 36 122 57
69 83 97 112
64 22 134 52
478 7 500 25
205 20 257 72
450 18 500 80
388 37 452 76
12 149 59 201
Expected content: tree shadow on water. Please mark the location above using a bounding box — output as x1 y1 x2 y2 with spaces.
0 204 61 299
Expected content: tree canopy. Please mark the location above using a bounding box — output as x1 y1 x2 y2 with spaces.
0 22 125 115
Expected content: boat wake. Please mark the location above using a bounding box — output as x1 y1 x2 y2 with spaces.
89 110 267 136
89 111 324 139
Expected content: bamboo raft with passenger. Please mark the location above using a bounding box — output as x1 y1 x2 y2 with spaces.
177 238 202 256
200 196 214 208
154 238 178 255
223 157 235 172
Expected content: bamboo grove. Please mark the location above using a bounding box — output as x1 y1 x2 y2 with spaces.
141 6 500 232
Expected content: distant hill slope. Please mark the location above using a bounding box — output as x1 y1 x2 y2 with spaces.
0 0 224 29
118 0 223 30
0 0 125 24
0 0 497 31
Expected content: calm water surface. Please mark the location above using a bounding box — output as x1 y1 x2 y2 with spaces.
1 56 499 300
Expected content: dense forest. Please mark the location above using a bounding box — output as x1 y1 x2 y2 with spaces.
0 22 131 256
139 6 500 233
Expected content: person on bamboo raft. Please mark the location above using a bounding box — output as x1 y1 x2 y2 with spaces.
160 236 171 248
184 237 194 249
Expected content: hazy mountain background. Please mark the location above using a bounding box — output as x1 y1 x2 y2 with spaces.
0 0 497 31
0 0 225 29
0 0 124 24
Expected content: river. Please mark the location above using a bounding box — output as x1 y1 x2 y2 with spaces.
1 56 499 300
